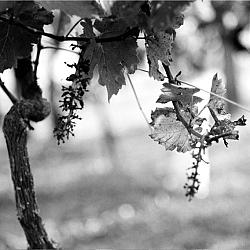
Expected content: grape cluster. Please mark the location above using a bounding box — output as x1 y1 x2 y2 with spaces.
53 60 90 144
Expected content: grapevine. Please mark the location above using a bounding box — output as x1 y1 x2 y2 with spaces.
0 1 249 247
150 69 247 200
0 0 247 199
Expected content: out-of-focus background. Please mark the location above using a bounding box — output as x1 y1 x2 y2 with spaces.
1 1 250 249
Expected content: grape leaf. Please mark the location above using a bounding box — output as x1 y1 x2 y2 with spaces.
150 1 192 31
96 20 138 100
38 0 104 18
79 19 139 100
150 107 194 153
110 1 147 28
143 1 191 81
0 1 53 72
207 74 247 145
78 20 101 79
157 82 203 106
208 73 231 120
108 1 190 33
146 31 173 81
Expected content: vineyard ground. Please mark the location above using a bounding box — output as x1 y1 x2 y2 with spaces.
0 125 250 249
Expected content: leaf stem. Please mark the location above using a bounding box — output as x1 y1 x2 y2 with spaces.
126 73 152 132
162 64 202 139
208 107 220 124
162 63 174 82
173 101 202 139
206 132 237 145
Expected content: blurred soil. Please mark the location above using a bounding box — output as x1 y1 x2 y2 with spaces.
0 127 250 249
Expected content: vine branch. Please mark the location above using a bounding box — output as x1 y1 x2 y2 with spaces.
33 38 42 81
162 64 202 139
0 15 139 44
172 101 202 139
0 78 18 104
206 132 237 145
208 106 220 125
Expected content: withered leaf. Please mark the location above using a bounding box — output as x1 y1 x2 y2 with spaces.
208 73 231 120
150 107 194 153
146 31 173 81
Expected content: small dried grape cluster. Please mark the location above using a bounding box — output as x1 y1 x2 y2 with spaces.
53 60 90 144
184 115 246 200
184 139 206 200
53 84 86 144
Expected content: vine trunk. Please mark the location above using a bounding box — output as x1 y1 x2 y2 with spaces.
2 101 55 249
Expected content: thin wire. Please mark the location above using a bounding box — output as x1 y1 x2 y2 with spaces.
179 80 250 114
42 46 80 55
126 73 152 132
137 68 250 114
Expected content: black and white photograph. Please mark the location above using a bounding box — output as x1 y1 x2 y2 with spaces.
0 0 250 249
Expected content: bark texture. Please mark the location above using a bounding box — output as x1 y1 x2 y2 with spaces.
2 99 56 249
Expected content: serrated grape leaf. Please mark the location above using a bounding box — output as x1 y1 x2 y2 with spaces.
146 31 173 81
157 82 203 106
78 20 101 79
38 0 104 18
79 19 139 100
208 73 231 120
150 107 193 153
0 1 53 72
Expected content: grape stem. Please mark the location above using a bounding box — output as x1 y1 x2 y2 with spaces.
0 78 18 104
0 15 140 44
126 73 152 132
162 64 202 139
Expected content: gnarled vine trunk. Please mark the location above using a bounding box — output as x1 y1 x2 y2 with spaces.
2 99 56 249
